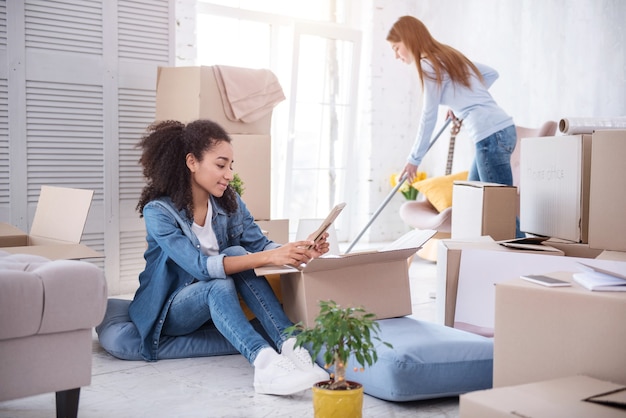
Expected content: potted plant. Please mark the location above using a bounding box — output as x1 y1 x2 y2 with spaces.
286 300 392 418
230 173 245 196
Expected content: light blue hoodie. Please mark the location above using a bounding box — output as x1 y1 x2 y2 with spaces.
408 59 514 167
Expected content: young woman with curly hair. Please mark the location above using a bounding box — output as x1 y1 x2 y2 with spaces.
129 119 329 395
387 15 522 237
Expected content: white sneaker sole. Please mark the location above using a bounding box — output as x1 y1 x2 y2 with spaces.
254 375 316 395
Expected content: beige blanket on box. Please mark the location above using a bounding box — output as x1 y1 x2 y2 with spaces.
213 65 285 123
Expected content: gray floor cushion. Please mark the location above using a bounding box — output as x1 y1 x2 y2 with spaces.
96 298 252 361
336 316 494 402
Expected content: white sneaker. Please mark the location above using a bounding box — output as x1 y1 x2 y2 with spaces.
253 349 318 395
281 338 330 382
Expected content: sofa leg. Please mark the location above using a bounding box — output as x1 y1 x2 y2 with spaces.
56 387 80 418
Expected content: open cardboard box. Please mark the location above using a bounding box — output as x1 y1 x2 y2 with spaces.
450 241 616 336
255 229 436 327
436 236 565 329
460 375 626 418
0 186 101 260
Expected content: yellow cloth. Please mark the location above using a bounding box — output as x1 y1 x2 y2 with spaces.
414 171 469 212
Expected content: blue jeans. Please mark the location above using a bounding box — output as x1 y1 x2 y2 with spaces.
468 125 523 238
162 246 293 364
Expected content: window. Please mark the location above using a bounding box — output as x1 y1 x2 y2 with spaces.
196 1 360 241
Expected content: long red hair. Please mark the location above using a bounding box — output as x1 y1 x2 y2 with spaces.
387 16 483 89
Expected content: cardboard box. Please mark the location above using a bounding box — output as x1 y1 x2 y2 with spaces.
230 134 271 220
460 375 626 418
0 186 101 260
453 245 614 336
256 219 289 244
520 134 592 242
451 181 517 241
493 271 626 387
436 237 564 329
155 66 272 135
255 230 436 327
588 130 626 251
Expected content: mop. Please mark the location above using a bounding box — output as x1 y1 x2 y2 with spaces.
345 117 455 254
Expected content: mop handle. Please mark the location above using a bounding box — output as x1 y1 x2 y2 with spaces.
425 117 453 153
344 117 453 254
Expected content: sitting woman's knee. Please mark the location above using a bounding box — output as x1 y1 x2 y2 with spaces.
221 246 248 257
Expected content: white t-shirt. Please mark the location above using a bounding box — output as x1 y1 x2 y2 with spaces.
191 200 219 256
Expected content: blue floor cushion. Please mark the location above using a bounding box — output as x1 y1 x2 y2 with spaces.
333 316 494 402
96 298 266 361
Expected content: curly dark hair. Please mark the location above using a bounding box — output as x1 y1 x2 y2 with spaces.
136 119 239 218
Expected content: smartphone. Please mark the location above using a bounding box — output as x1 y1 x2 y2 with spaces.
520 274 572 287
306 202 346 249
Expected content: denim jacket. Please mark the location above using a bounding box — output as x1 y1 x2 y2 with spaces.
128 195 280 361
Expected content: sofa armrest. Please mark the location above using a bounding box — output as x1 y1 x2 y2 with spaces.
0 251 107 340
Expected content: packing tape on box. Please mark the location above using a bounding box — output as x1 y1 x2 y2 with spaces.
558 116 626 134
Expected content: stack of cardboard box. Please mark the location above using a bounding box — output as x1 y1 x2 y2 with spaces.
450 130 626 415
155 66 288 243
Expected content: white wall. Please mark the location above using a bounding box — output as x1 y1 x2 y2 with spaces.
364 0 625 242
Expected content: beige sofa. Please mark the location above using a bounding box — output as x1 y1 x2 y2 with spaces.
0 251 107 417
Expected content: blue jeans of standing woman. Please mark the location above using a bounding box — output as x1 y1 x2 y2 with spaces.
162 246 293 364
468 125 523 238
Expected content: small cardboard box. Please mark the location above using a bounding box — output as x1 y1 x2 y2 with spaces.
436 237 564 329
520 134 592 242
0 186 101 260
493 271 626 388
451 181 517 241
155 66 272 135
255 230 435 327
460 375 626 418
588 130 626 251
230 134 271 220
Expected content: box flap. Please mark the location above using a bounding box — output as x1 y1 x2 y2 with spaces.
254 229 435 276
585 387 626 409
254 247 418 276
30 186 94 244
302 247 418 273
0 223 28 247
0 244 102 260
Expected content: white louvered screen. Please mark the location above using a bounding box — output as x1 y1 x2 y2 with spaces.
0 79 7 207
119 229 148 294
25 80 104 203
0 0 6 49
117 87 154 288
24 0 102 55
118 88 154 205
0 1 7 211
6 0 173 294
118 0 170 63
117 0 172 291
